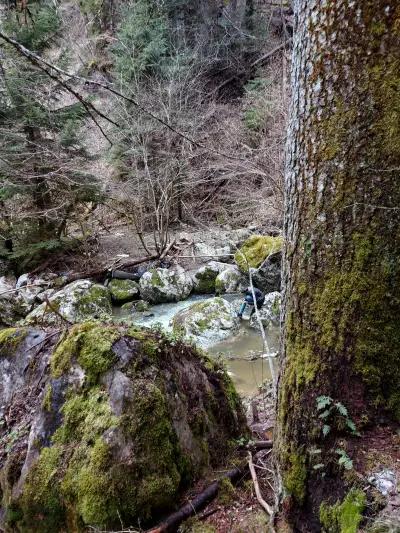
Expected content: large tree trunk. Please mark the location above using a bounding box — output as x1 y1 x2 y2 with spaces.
276 0 400 530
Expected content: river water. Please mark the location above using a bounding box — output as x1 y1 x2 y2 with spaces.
114 294 279 397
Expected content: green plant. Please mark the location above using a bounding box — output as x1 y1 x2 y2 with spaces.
316 396 360 437
111 0 169 80
335 448 353 471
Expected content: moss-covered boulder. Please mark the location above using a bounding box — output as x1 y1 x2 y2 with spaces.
249 291 281 330
0 323 246 531
108 279 140 304
23 280 112 326
192 262 224 294
215 266 246 294
172 297 239 347
234 235 283 273
139 266 193 304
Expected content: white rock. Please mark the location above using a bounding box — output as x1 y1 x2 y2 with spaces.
192 261 230 294
172 297 239 347
23 280 112 326
139 266 193 304
249 292 281 329
215 266 246 294
368 470 397 496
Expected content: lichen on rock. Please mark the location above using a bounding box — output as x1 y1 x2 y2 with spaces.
172 297 239 347
139 266 193 303
215 265 245 294
23 280 112 326
192 261 223 294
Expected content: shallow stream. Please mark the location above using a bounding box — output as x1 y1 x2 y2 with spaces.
114 293 279 397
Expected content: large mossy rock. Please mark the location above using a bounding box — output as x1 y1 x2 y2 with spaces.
172 297 239 346
23 280 112 326
0 323 246 531
139 266 193 303
108 279 140 304
234 235 282 273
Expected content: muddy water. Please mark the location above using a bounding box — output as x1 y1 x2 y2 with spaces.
114 294 280 397
208 322 280 396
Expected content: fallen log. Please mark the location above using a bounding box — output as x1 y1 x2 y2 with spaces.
146 465 246 533
52 240 177 287
60 253 159 285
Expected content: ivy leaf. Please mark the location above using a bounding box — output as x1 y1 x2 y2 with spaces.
335 402 348 417
322 425 331 437
313 463 325 470
317 396 332 411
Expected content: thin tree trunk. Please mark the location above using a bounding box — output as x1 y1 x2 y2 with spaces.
276 1 400 530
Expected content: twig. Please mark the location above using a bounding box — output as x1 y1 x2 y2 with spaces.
159 239 176 260
44 297 74 325
248 452 274 516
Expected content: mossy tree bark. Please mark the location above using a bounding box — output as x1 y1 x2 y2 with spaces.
276 0 400 530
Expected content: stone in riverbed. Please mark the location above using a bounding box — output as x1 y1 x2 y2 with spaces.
234 235 282 273
253 251 282 293
249 292 281 330
23 280 112 326
139 266 193 304
192 261 226 294
172 297 239 346
215 265 246 294
121 300 150 312
108 279 140 304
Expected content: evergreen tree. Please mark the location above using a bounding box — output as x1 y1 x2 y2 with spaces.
0 0 101 270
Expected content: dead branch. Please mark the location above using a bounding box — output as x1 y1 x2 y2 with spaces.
146 465 246 533
248 452 274 516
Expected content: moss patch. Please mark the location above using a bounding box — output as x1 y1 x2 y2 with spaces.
51 321 119 382
283 452 307 504
193 265 219 294
0 328 27 357
234 235 282 272
108 279 139 304
320 488 366 533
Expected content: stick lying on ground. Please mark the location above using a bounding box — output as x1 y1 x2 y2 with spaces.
146 466 246 533
248 452 274 516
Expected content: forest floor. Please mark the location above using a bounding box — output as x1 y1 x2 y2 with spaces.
175 385 276 533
